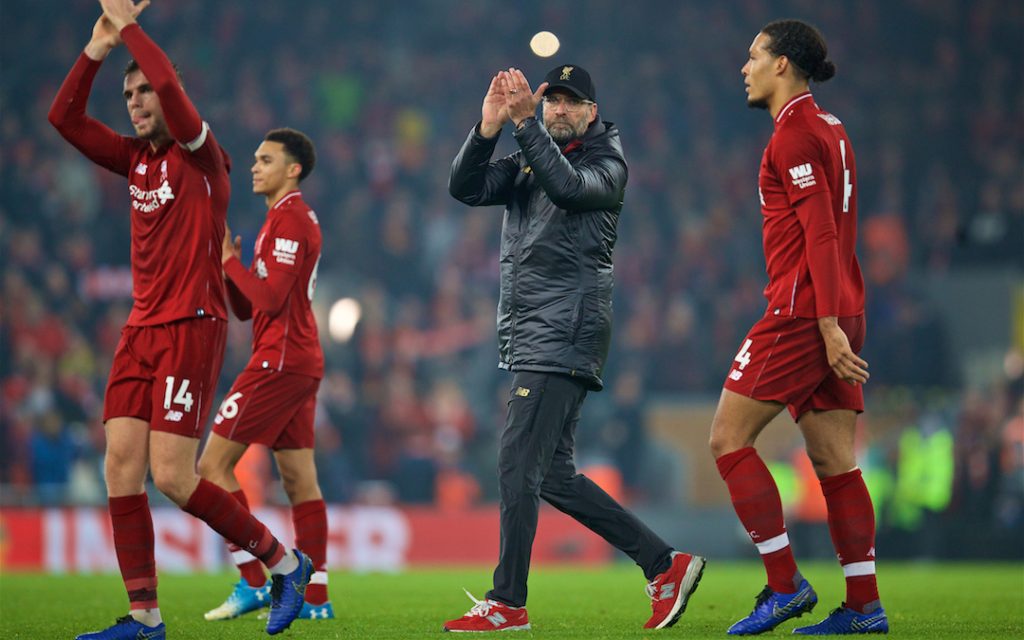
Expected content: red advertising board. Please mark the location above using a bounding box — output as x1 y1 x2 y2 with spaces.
0 505 611 572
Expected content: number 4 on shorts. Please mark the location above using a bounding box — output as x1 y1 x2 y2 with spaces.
734 339 753 370
163 376 195 413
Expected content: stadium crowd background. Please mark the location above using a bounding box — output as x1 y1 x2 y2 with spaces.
1 0 1021 559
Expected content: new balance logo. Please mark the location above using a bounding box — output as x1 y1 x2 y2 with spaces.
659 583 676 600
486 612 507 627
729 369 743 381
272 237 299 265
788 163 817 189
135 163 148 175
163 410 183 422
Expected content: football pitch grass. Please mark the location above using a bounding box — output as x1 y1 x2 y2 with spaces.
1 562 1021 639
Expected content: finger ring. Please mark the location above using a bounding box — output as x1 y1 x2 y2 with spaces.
510 90 518 94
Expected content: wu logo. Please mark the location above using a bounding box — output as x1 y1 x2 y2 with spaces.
275 238 299 253
788 164 813 179
787 163 816 189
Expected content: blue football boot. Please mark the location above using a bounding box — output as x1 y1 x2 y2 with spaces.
266 549 314 635
728 579 818 635
203 579 272 620
75 615 166 640
298 600 336 619
793 604 889 634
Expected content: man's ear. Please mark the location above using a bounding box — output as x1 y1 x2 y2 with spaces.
775 55 791 77
288 163 303 180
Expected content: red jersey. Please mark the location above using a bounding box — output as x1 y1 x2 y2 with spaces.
48 25 229 326
223 191 324 379
757 92 865 318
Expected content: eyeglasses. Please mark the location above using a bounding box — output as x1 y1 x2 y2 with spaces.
542 95 594 110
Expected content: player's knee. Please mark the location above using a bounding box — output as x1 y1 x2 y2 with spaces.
150 465 194 505
196 455 228 485
282 471 320 504
709 431 741 458
804 445 852 479
104 451 146 493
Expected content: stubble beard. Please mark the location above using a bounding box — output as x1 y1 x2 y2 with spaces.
747 96 769 110
547 121 582 145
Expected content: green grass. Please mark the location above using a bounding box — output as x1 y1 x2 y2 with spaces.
1 562 1021 639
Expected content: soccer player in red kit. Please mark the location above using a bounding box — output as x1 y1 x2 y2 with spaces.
48 2 310 638
197 128 334 622
707 20 889 635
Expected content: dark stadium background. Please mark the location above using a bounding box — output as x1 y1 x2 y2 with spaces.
1 0 1021 572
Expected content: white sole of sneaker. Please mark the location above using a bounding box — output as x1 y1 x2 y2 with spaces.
654 555 707 630
444 624 532 632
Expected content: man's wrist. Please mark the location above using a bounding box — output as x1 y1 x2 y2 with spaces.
817 315 839 336
84 42 112 61
478 121 502 139
515 116 537 131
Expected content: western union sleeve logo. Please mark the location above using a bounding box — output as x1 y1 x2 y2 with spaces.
787 163 817 189
272 237 299 265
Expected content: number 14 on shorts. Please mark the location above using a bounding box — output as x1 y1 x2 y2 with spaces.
164 376 195 413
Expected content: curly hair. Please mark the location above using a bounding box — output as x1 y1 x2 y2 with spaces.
761 19 836 83
265 128 317 182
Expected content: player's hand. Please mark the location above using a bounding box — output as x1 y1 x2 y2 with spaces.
502 68 547 127
98 0 150 33
819 317 869 385
222 224 241 265
479 72 510 138
85 14 122 59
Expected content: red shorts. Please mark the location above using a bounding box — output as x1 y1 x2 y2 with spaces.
723 314 865 420
212 369 320 450
103 317 227 437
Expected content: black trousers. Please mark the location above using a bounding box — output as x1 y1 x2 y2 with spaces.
487 371 673 607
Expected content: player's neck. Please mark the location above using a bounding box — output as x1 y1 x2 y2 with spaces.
147 132 173 153
768 82 811 120
265 184 300 209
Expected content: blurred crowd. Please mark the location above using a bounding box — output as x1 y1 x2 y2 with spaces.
1 0 1021 556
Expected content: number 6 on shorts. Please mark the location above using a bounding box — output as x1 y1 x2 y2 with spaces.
218 391 244 421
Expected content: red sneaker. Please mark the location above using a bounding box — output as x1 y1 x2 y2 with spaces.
442 590 531 632
643 552 706 629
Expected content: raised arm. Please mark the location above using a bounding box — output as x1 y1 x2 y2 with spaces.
448 128 520 207
47 12 140 176
448 72 520 207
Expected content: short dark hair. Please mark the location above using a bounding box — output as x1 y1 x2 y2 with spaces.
761 20 836 83
123 59 185 85
265 128 316 182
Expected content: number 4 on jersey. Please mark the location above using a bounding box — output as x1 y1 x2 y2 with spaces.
163 376 194 413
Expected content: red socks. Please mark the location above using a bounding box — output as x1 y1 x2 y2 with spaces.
716 447 800 593
183 478 285 568
224 490 268 587
293 499 329 604
109 493 158 611
821 468 880 612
